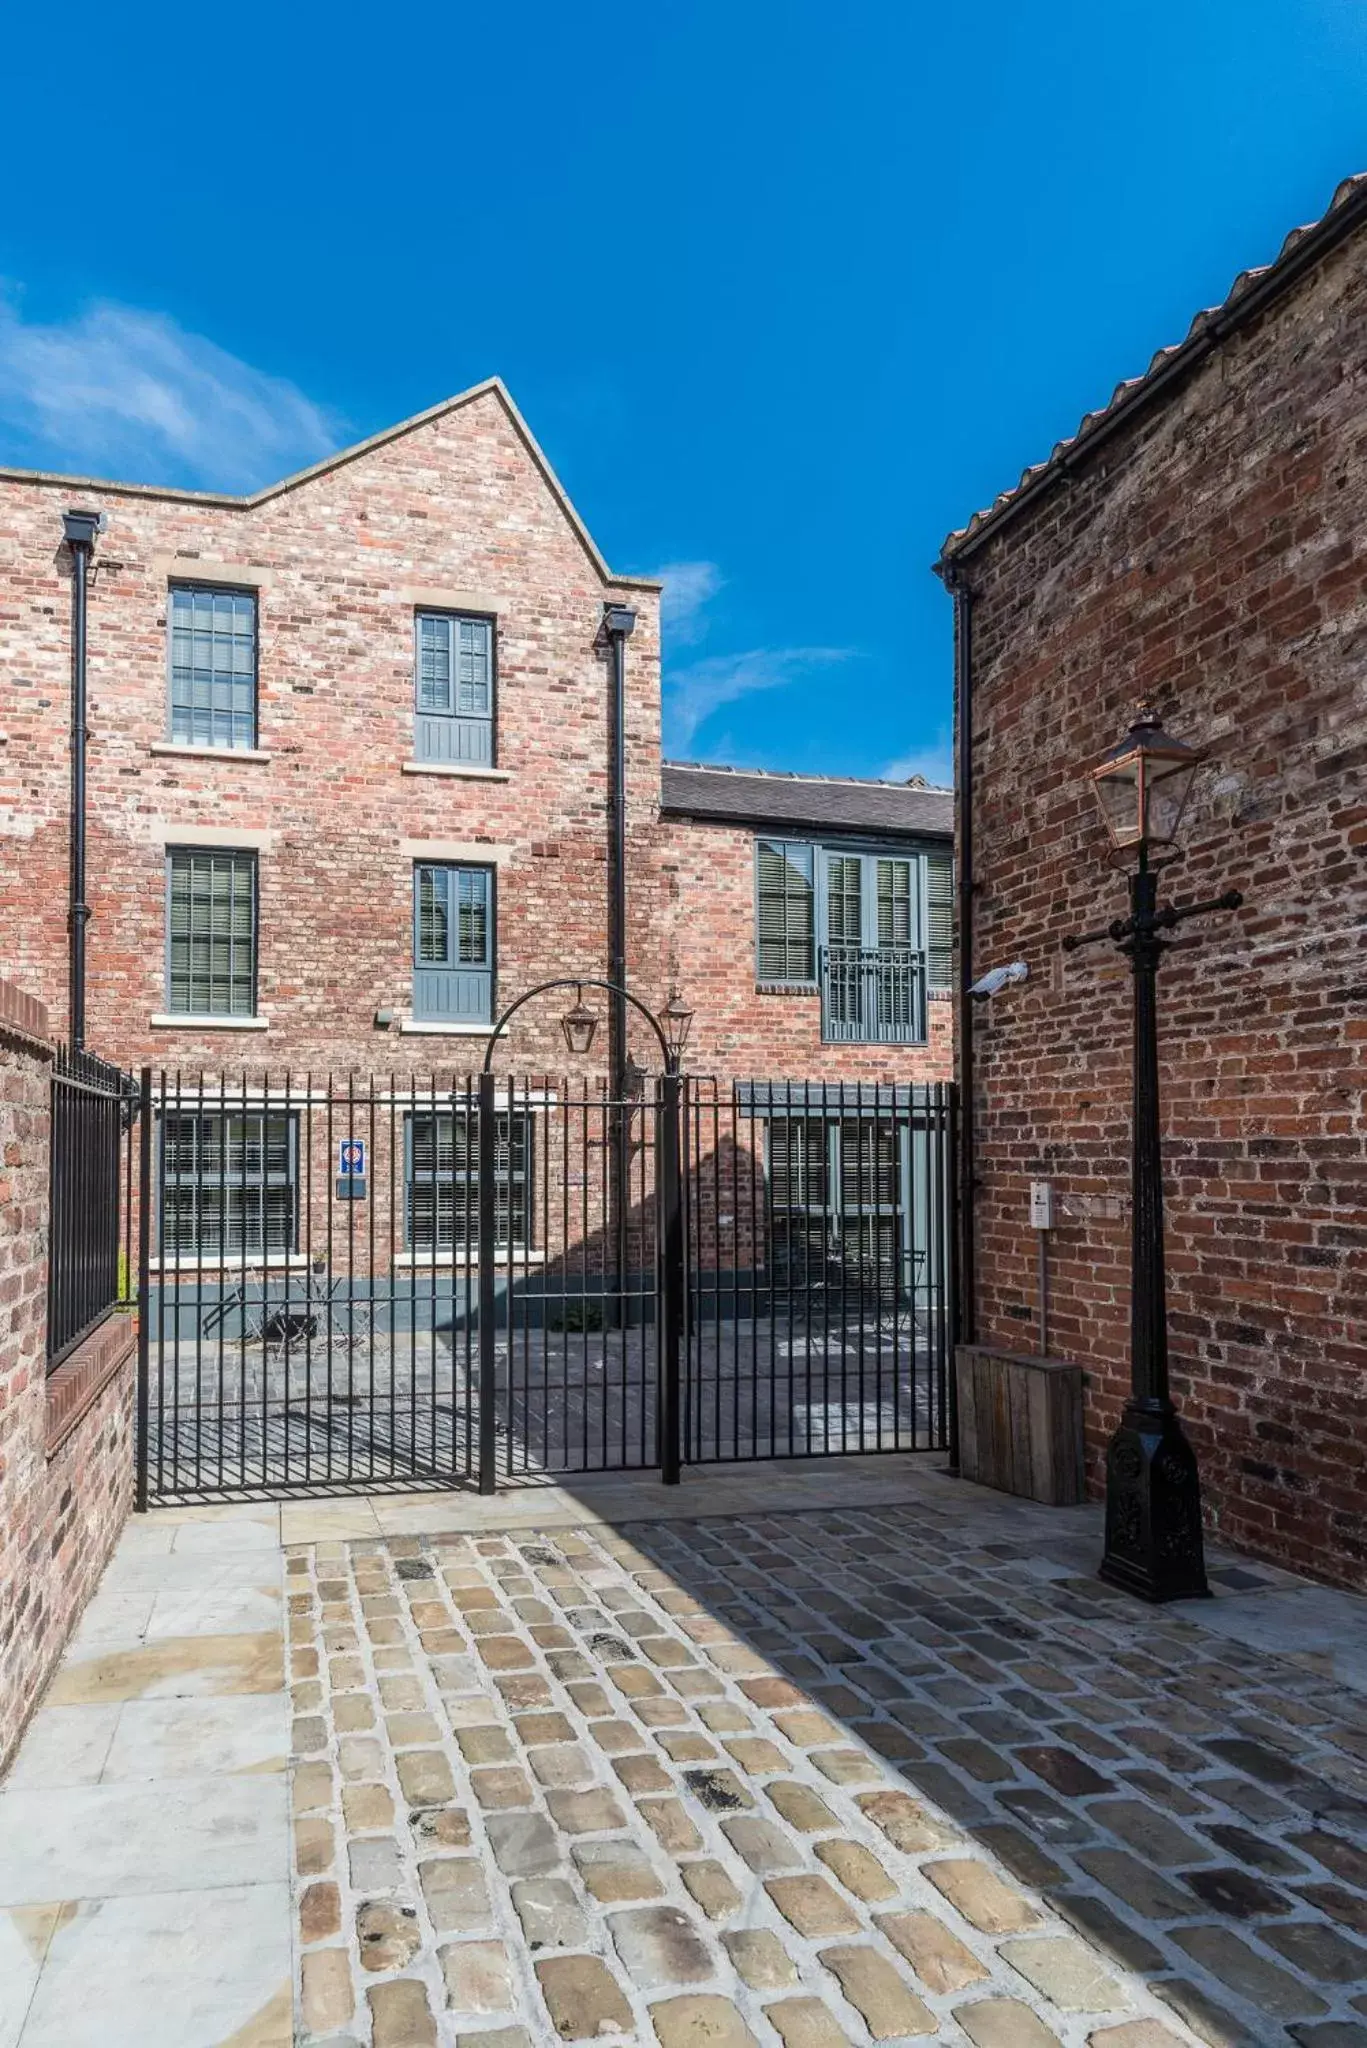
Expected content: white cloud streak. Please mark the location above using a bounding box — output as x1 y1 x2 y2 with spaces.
0 290 340 491
664 646 854 754
655 559 724 647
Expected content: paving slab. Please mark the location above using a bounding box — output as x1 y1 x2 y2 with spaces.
0 1499 288 2047
15 1885 291 2048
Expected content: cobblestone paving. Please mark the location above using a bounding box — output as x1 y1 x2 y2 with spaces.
287 1506 1367 2048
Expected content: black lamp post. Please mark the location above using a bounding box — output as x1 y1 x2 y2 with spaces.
1063 705 1243 1603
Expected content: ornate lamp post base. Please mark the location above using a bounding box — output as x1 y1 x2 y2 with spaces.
1098 1400 1210 1602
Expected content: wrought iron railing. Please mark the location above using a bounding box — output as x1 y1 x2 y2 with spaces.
47 1045 136 1369
819 945 927 1043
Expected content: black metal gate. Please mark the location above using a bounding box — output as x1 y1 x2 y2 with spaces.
136 1070 953 1503
682 1080 954 1464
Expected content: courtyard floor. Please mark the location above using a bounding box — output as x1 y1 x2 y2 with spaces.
1 1456 1365 2048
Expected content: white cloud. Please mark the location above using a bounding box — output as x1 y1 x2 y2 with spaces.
881 729 954 788
654 559 723 647
0 289 341 491
647 560 859 759
665 646 853 754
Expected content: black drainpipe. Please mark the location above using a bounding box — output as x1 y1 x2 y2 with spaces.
943 560 976 1468
602 602 637 1314
602 603 637 1090
63 510 101 1050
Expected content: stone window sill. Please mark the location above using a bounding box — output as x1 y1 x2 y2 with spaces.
755 982 819 997
46 1314 136 1458
151 743 272 764
154 1254 313 1272
402 761 512 781
149 1014 270 1030
398 1019 502 1037
393 1250 547 1268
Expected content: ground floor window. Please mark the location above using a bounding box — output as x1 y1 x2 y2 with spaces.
161 1111 298 1259
766 1113 904 1289
405 1108 532 1253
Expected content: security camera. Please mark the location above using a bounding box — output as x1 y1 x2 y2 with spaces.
968 961 1029 1000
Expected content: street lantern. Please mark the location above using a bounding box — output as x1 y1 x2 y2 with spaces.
1088 704 1206 859
561 988 598 1060
659 989 694 1071
1064 707 1242 1604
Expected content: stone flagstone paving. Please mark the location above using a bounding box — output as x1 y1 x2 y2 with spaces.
285 1503 1367 2047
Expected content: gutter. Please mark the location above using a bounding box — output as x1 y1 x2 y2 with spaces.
657 804 952 845
939 175 1367 569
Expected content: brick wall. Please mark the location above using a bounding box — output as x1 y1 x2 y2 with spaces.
949 233 1367 1589
0 983 134 1777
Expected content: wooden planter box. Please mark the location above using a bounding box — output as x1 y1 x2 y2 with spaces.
955 1346 1085 1506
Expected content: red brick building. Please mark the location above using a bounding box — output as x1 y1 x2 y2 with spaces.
940 174 1367 1590
1 376 950 1086
0 378 951 1440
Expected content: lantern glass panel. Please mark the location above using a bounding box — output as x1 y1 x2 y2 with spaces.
562 999 598 1059
1093 754 1144 848
1145 757 1200 847
660 990 694 1062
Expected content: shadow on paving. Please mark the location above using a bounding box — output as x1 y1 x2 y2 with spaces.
288 1471 1367 2047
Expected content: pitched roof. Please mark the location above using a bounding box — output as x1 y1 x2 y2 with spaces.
940 171 1367 566
0 376 660 592
660 761 952 839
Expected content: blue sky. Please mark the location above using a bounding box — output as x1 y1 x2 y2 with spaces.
3 2 1367 783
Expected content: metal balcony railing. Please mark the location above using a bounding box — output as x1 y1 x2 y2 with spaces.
819 945 927 1044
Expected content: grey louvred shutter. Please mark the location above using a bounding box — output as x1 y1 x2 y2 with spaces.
756 841 814 981
926 852 953 990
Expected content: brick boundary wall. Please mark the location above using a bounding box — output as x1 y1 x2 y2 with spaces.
949 230 1367 1591
0 979 135 1779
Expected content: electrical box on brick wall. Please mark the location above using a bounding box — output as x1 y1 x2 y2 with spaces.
1029 1180 1055 1230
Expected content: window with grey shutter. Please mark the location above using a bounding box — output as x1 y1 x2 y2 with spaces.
162 1111 297 1257
926 851 953 990
876 859 913 947
413 863 494 1022
169 586 257 749
405 1107 530 1252
167 849 257 1015
415 612 494 765
756 840 815 981
766 1114 901 1288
